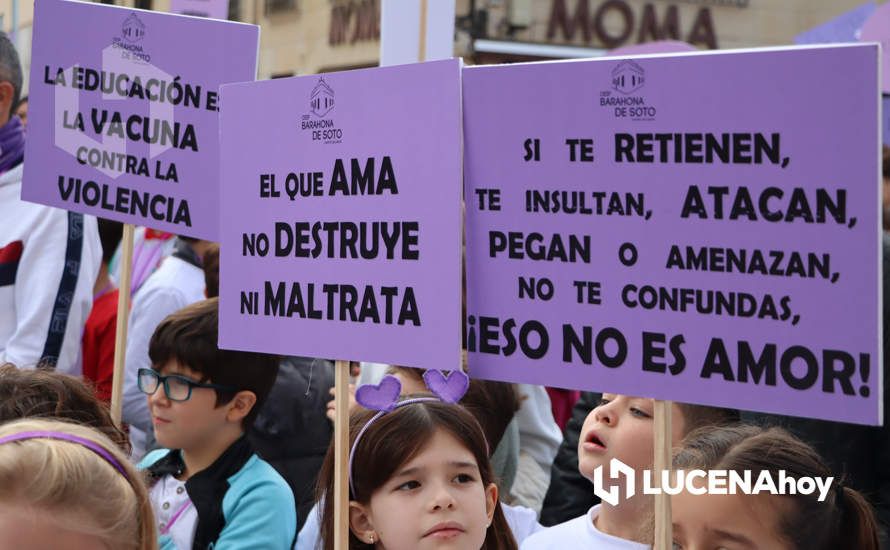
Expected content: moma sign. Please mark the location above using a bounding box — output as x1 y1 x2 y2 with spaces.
547 0 737 50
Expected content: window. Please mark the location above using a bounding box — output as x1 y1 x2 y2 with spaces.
264 0 296 15
228 0 241 20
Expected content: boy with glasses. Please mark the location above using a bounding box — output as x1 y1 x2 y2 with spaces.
137 298 295 549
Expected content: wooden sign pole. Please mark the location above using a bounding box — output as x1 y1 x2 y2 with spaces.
109 223 135 427
418 0 427 62
653 400 673 550
333 359 352 549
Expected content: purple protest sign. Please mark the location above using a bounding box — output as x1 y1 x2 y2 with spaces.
464 45 881 425
794 2 875 45
21 0 257 240
217 60 462 370
170 0 229 20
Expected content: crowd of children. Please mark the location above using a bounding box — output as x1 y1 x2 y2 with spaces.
1 340 885 549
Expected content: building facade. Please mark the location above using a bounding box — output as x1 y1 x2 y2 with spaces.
0 0 877 87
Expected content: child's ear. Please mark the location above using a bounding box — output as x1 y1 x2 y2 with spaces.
0 82 14 121
348 501 378 545
225 391 257 423
484 482 498 527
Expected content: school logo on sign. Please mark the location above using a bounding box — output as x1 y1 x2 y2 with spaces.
302 77 342 144
310 77 335 118
112 13 151 62
600 60 656 122
121 13 146 43
611 61 645 94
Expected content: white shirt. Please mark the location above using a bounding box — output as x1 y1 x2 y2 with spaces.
294 504 320 550
514 384 562 475
520 505 651 550
503 503 544 543
0 163 101 373
149 474 198 550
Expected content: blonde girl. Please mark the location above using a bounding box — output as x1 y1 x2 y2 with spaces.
0 418 157 550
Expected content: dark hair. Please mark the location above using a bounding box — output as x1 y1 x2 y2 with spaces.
675 402 740 437
202 243 220 298
0 33 21 119
318 401 518 550
97 218 124 265
674 425 880 550
388 365 520 451
0 364 130 454
148 298 279 428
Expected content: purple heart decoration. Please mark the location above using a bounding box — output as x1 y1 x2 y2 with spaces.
355 375 402 412
423 370 469 404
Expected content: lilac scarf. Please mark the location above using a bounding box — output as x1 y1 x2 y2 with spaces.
0 115 25 175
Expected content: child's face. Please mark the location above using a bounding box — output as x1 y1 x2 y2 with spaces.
577 394 686 483
350 429 497 550
147 360 232 451
0 504 105 550
672 490 791 550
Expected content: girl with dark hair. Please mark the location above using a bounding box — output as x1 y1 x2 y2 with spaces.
671 425 880 550
318 396 518 550
0 363 130 452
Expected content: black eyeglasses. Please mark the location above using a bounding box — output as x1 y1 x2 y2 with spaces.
137 368 237 402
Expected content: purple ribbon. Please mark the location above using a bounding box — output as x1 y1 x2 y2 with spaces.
0 430 128 477
0 115 25 175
